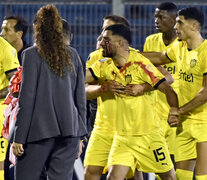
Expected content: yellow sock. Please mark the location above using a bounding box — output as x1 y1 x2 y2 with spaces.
0 170 4 180
196 174 207 180
176 169 193 180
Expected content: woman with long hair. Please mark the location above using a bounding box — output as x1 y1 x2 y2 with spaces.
12 4 87 180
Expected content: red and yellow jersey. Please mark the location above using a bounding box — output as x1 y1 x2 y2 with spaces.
167 40 207 122
90 49 165 135
86 47 139 133
144 33 179 120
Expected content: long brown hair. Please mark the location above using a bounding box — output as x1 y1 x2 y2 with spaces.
34 4 72 77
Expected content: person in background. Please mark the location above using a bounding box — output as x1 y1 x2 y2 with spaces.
1 15 30 180
12 4 87 180
0 36 19 179
143 7 207 180
62 18 86 74
143 3 178 179
1 15 30 65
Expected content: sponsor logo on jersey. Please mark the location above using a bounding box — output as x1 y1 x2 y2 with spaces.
163 65 176 74
179 69 194 82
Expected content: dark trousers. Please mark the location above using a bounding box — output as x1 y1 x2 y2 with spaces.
15 136 79 180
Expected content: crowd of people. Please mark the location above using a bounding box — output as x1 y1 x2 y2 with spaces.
0 2 207 180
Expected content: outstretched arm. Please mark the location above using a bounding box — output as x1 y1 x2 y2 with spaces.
140 51 172 65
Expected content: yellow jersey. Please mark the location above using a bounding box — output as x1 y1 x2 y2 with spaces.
167 40 207 122
87 48 116 133
86 47 139 133
0 37 19 102
90 49 165 135
144 33 179 120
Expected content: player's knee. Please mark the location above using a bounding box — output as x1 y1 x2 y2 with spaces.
84 166 102 179
107 171 121 180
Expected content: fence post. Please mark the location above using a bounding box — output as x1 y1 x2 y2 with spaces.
112 0 124 16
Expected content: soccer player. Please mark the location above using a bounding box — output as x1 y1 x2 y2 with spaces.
0 37 19 179
144 7 207 180
84 15 145 180
1 15 30 180
1 15 30 65
143 2 178 163
86 24 178 180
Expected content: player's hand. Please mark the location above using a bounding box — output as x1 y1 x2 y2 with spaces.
77 140 85 158
120 84 145 96
102 80 125 97
168 115 179 127
12 142 24 157
168 107 179 127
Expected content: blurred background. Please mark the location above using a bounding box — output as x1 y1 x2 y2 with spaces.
1 0 207 61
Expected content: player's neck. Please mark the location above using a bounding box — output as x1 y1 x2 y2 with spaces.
113 48 130 67
162 30 176 46
13 39 24 52
186 32 204 50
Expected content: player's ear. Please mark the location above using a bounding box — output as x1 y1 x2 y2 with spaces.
118 39 124 47
191 20 199 31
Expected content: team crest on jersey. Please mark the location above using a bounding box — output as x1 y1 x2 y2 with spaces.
125 74 132 84
190 59 197 68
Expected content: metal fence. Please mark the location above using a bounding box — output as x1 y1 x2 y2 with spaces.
1 1 207 61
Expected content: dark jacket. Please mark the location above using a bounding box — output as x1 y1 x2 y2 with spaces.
14 46 87 144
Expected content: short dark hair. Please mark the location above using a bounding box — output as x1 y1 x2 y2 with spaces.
62 18 72 38
4 15 28 38
157 2 177 14
178 7 204 27
104 15 130 27
105 24 132 44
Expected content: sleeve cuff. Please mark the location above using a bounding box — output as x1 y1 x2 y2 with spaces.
89 68 98 80
154 78 166 89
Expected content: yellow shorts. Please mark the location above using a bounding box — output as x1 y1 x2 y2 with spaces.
108 133 174 178
175 121 207 162
160 119 176 155
0 102 8 162
84 130 114 168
